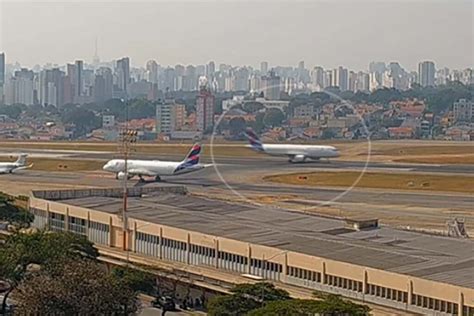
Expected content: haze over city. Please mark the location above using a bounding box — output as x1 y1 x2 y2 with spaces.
1 0 473 70
0 1 474 316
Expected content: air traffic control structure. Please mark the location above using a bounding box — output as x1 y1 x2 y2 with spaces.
29 186 474 316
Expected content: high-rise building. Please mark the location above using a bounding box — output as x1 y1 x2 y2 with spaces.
369 72 382 91
324 70 333 88
384 62 409 90
435 67 450 86
39 68 64 107
94 67 114 104
261 70 281 100
260 61 268 74
156 99 173 134
0 53 5 86
206 61 215 79
196 77 215 132
310 66 325 91
284 77 294 94
332 67 348 91
74 60 84 98
355 71 370 92
298 60 305 70
163 67 176 91
224 74 235 92
116 57 130 94
348 71 357 92
369 62 386 74
418 61 436 87
296 60 309 84
0 53 5 103
5 68 35 105
234 67 250 91
156 99 187 135
249 74 261 93
452 99 473 122
184 65 197 91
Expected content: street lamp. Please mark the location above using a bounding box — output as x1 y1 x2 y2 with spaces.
261 250 288 306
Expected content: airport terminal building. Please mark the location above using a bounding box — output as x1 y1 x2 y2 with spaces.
29 186 474 315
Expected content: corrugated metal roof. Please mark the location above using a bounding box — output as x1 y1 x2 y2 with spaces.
63 193 474 289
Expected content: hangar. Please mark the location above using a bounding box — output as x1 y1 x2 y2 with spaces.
29 186 474 315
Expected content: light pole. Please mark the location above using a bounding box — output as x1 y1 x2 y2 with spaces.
261 250 288 306
118 98 137 255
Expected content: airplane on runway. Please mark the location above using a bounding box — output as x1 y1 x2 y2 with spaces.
244 128 340 163
0 154 33 174
102 143 208 182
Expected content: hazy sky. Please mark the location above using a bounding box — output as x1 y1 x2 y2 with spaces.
0 0 472 71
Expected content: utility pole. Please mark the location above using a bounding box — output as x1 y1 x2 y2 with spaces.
118 126 137 254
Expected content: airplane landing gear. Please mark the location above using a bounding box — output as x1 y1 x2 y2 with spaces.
139 175 146 183
155 176 161 182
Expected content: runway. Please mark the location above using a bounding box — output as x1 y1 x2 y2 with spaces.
1 146 473 233
1 146 473 175
2 165 473 210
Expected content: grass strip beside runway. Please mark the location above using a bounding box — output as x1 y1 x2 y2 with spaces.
264 171 474 194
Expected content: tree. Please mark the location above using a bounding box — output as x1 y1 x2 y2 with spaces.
263 108 285 128
322 128 337 139
61 107 101 137
248 296 370 316
228 117 246 137
0 104 23 120
249 112 265 133
111 266 156 295
0 194 33 228
207 283 290 316
208 283 369 316
243 101 264 113
231 282 290 301
208 294 260 316
0 231 98 314
128 99 156 120
14 258 139 315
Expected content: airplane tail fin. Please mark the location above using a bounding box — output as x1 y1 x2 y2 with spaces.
15 154 28 166
175 143 202 173
244 128 264 152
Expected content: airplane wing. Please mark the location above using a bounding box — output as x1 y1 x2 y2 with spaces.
127 168 157 177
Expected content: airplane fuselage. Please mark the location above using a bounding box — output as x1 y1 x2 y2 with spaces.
0 162 25 174
247 144 340 160
103 159 205 178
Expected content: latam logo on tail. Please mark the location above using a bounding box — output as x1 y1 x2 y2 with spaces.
244 128 340 163
174 144 202 172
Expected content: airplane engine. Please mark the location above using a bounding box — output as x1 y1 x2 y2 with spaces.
291 155 306 163
116 172 132 180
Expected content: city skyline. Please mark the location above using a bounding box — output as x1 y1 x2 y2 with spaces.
1 1 472 70
2 54 472 74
